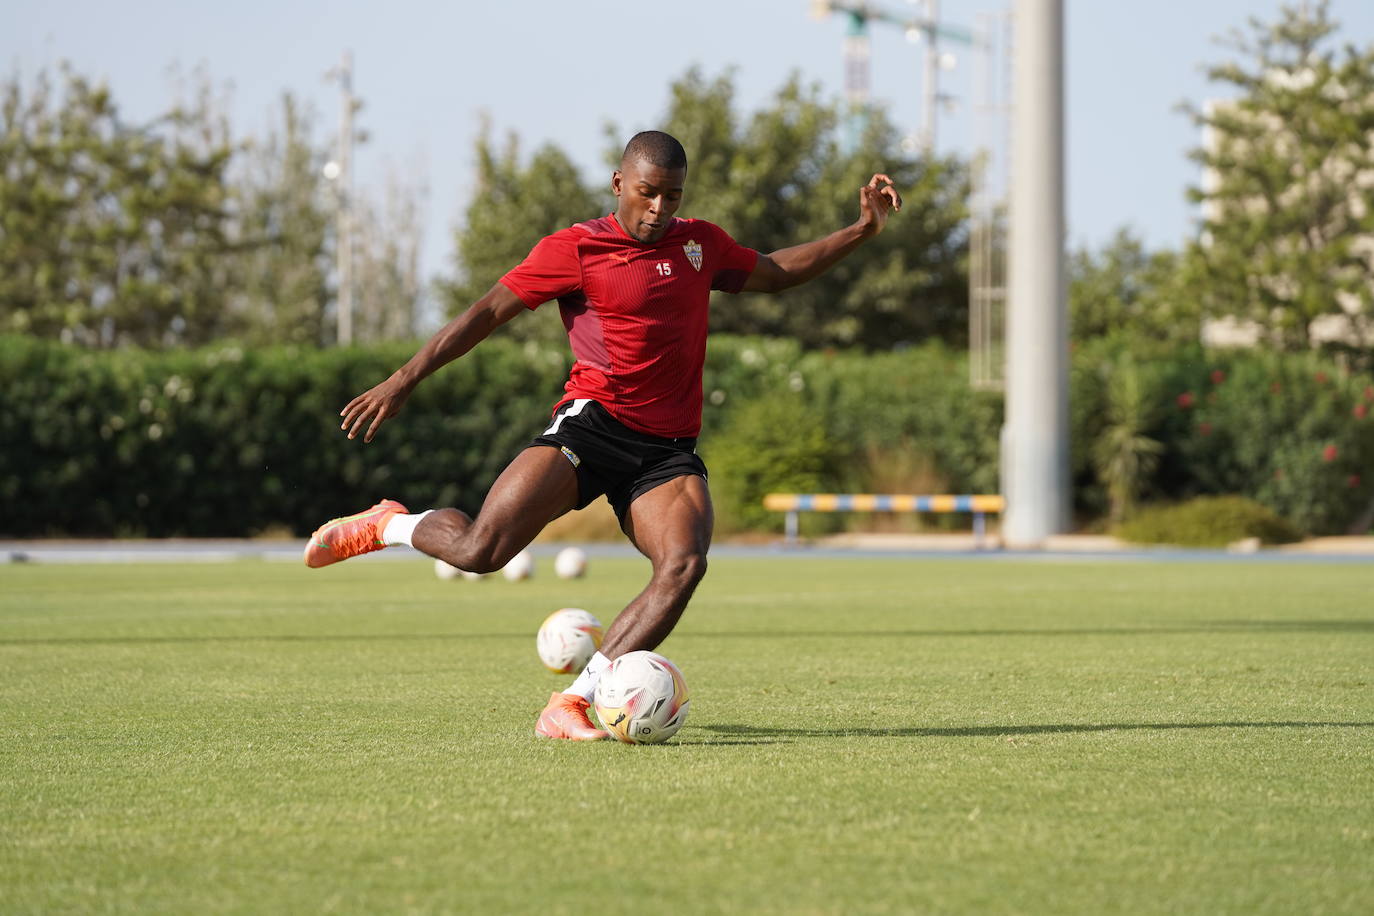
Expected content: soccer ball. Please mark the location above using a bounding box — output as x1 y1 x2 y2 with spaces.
502 549 534 581
436 558 485 580
536 608 604 674
594 650 690 744
554 546 587 579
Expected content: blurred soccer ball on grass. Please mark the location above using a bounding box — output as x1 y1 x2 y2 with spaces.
502 550 534 581
554 546 588 579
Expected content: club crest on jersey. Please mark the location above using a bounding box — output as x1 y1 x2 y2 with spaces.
683 240 703 272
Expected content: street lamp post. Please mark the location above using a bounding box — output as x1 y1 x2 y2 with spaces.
327 51 356 347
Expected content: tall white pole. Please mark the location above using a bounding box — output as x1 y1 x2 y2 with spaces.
1003 0 1068 547
336 50 354 346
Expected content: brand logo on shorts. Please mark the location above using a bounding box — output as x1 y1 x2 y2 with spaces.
560 446 581 468
683 240 703 271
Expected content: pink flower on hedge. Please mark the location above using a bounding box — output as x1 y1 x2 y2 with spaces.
1364 386 1374 402
1350 474 1362 489
1315 371 1329 384
1199 422 1213 436
1356 404 1368 419
1177 392 1195 409
1210 369 1225 384
1322 444 1338 462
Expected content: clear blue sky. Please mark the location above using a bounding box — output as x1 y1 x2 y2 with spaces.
7 1 1373 293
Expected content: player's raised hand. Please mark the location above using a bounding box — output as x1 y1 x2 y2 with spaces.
340 376 412 443
857 173 902 235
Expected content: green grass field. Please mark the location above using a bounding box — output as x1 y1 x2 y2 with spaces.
2 555 1372 914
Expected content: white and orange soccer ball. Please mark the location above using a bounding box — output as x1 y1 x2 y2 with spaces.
535 608 604 674
594 650 690 744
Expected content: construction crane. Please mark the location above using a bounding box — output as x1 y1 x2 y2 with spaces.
809 0 974 152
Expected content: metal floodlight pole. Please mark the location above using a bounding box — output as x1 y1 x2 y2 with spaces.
1003 0 1069 547
922 0 939 152
335 50 355 347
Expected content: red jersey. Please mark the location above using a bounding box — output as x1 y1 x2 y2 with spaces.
499 215 758 438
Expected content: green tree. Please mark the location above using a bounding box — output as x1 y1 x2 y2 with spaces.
1181 1 1374 351
613 68 970 349
0 64 428 350
440 69 970 351
0 64 240 347
353 167 427 343
1091 357 1165 524
230 93 332 346
441 124 602 343
1069 228 1190 343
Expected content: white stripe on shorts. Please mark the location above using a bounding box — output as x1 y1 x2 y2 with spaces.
542 398 593 436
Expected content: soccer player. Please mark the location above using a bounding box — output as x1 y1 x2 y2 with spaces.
304 130 901 740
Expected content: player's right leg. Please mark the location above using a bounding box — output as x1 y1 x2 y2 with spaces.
410 446 579 573
303 446 578 571
304 499 410 568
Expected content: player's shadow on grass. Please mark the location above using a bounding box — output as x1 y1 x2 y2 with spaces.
700 720 1374 740
685 619 1374 639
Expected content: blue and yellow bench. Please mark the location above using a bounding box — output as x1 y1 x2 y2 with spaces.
762 493 1006 547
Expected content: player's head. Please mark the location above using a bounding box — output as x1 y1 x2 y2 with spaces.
613 130 688 244
620 130 688 172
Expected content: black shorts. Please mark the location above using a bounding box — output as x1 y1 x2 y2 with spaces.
528 399 708 530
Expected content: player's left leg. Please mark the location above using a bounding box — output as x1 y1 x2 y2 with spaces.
556 473 711 700
536 473 711 740
605 473 713 656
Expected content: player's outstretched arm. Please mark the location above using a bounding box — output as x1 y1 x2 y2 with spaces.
340 283 526 442
742 173 902 294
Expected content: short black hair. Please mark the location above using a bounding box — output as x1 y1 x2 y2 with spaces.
621 130 688 171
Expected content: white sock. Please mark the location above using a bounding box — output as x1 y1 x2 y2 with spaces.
563 651 611 702
381 510 433 547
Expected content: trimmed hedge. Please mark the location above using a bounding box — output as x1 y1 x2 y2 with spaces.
1 334 570 536
1116 496 1303 547
4 334 1371 537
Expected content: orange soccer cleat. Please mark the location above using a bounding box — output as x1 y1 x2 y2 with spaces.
303 499 409 569
534 692 609 741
